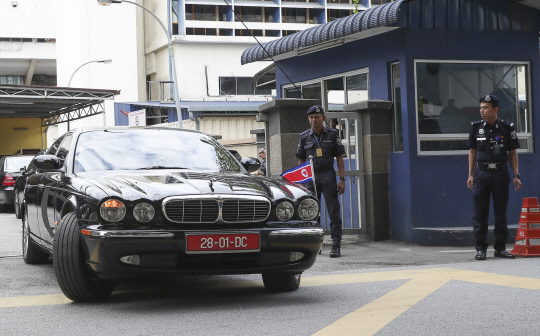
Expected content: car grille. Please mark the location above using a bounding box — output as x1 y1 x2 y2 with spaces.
163 196 270 223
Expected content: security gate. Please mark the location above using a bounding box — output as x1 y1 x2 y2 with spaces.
320 112 366 234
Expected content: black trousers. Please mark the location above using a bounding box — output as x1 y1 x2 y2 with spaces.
472 167 511 252
306 169 342 246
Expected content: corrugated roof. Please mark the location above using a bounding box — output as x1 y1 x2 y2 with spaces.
241 0 540 65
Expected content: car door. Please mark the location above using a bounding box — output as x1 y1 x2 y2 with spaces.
51 134 74 241
36 135 66 247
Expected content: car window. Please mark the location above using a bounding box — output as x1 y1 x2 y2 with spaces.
56 135 73 166
47 135 66 155
5 156 34 172
73 129 243 173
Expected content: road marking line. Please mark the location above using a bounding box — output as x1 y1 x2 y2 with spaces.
0 294 71 308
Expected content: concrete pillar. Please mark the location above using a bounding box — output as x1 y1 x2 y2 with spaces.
257 99 319 178
343 100 393 241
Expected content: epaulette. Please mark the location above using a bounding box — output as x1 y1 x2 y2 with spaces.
300 129 310 136
471 120 483 125
500 119 514 127
327 128 339 134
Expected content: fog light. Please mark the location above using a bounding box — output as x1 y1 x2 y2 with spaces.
119 255 140 265
290 252 305 261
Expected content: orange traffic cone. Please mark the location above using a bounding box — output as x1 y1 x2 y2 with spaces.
511 197 540 257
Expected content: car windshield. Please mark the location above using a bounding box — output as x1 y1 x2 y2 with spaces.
4 156 33 172
73 129 243 173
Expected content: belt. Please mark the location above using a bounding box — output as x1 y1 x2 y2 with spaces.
476 161 506 169
314 165 334 172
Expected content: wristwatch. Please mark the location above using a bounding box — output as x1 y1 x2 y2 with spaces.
514 174 521 179
340 177 346 181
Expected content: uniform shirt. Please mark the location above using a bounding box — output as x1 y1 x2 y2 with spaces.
467 118 520 163
296 127 345 170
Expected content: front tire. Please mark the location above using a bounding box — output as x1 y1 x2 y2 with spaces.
53 212 116 302
262 273 301 292
22 205 49 264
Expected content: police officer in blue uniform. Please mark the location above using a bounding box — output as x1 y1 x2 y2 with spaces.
297 105 346 258
467 95 521 260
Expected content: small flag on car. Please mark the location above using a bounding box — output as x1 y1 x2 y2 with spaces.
281 161 313 184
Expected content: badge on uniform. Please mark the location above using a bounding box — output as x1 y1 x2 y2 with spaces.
479 129 484 135
511 131 517 139
336 138 342 145
316 148 323 157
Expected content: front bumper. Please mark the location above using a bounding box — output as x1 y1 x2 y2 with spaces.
82 225 324 278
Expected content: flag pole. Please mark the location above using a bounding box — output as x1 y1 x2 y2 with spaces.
309 156 317 198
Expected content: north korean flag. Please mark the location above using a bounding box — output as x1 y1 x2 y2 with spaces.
281 161 313 184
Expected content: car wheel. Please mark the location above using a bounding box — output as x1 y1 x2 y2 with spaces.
262 272 301 292
14 191 21 219
22 205 49 264
53 212 116 302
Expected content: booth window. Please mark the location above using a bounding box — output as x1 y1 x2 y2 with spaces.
220 77 271 95
415 61 531 154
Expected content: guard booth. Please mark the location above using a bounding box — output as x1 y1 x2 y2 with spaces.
0 85 118 156
243 0 540 245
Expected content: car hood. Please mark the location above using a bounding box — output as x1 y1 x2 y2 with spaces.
75 170 310 202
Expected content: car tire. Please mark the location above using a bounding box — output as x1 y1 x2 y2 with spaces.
22 205 49 264
53 212 116 302
14 191 21 219
262 272 301 292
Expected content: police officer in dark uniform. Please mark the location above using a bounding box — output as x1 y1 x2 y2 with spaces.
297 105 346 258
467 95 521 260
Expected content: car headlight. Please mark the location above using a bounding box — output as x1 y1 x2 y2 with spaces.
298 198 319 220
100 199 126 222
276 201 294 221
133 202 155 222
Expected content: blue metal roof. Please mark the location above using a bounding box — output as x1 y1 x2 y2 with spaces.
241 0 540 65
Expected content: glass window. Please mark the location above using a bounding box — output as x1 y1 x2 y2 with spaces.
186 5 218 21
220 77 237 95
415 61 531 153
346 73 369 104
326 78 344 105
391 63 403 152
235 7 263 22
309 9 319 24
281 8 307 24
47 135 66 156
237 78 253 95
74 130 242 173
328 9 352 22
371 0 395 5
0 76 25 85
284 87 302 98
4 156 33 172
56 135 73 166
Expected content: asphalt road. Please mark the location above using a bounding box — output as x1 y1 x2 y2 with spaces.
1 212 540 336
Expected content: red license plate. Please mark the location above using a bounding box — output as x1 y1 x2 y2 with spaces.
186 233 260 254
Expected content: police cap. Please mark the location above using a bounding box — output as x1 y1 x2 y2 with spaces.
307 105 324 116
480 95 500 108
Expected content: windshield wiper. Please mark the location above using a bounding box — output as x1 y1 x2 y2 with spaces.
137 166 188 170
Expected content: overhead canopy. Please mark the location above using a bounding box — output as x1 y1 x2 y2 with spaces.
241 0 539 65
253 64 276 90
0 85 119 126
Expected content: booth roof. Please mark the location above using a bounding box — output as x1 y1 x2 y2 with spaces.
241 0 540 65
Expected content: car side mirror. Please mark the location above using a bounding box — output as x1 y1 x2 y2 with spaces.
241 157 261 173
20 166 26 174
33 155 62 171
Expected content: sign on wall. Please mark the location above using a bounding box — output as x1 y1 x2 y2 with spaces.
128 109 146 127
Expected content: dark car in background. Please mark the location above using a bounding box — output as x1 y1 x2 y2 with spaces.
22 127 323 302
0 155 33 212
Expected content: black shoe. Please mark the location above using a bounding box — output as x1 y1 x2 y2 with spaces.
494 250 516 259
475 251 486 260
330 245 341 258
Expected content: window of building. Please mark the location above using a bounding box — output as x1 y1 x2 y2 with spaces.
185 5 227 21
327 0 352 4
281 8 307 23
328 9 352 21
235 7 262 22
415 61 531 154
371 0 395 5
391 63 403 152
0 76 25 85
220 77 272 95
283 30 299 36
146 107 169 126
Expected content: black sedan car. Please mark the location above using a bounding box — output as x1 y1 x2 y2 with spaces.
23 127 323 302
0 155 33 212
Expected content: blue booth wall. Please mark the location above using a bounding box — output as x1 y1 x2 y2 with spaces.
273 27 540 244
